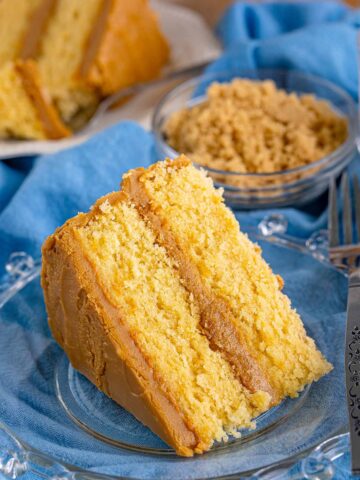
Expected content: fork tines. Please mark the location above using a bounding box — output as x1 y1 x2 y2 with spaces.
328 172 360 267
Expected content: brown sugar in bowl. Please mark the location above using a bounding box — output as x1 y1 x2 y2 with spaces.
153 69 357 209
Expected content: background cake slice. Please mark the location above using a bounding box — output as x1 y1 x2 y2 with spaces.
42 192 270 457
0 60 70 140
21 0 169 127
0 0 169 136
122 156 332 404
80 0 170 95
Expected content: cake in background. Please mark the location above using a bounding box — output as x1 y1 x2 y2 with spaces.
0 60 70 140
42 157 331 456
0 0 169 138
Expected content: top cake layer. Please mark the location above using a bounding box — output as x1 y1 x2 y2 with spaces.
0 0 42 65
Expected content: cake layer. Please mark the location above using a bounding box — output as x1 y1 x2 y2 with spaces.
0 0 42 65
41 205 198 456
32 0 102 124
123 168 276 403
122 157 332 403
21 0 169 126
0 60 70 139
42 192 270 456
20 0 58 60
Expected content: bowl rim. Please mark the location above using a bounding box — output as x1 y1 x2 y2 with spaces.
152 68 357 190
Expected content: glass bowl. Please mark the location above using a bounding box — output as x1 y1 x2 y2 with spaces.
152 69 357 209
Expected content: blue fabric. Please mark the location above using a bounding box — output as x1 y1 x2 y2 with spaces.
216 1 360 99
0 122 155 271
0 1 358 477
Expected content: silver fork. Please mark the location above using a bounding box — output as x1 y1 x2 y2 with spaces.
328 172 360 475
329 173 360 268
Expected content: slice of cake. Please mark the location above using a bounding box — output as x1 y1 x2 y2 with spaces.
42 192 271 456
21 0 169 126
22 0 103 125
122 157 332 402
42 157 331 456
0 60 70 139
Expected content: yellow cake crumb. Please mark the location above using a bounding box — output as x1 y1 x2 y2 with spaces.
135 158 333 401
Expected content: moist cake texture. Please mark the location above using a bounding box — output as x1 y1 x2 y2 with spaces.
22 0 169 126
42 157 331 456
123 157 332 402
31 0 102 124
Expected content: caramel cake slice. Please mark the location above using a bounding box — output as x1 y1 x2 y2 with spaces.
21 0 104 126
42 192 271 456
21 0 169 127
0 60 70 140
122 156 332 403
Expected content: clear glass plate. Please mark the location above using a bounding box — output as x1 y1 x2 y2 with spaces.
0 220 350 479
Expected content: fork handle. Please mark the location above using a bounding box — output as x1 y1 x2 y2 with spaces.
345 270 360 474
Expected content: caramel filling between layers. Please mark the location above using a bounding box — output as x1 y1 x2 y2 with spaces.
16 60 70 139
79 0 111 81
20 0 58 59
122 170 277 405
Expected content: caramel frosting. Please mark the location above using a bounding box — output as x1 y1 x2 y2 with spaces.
41 192 201 457
79 0 112 83
122 159 277 405
16 60 70 139
20 0 58 60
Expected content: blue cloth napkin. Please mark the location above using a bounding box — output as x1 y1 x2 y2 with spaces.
0 1 359 477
